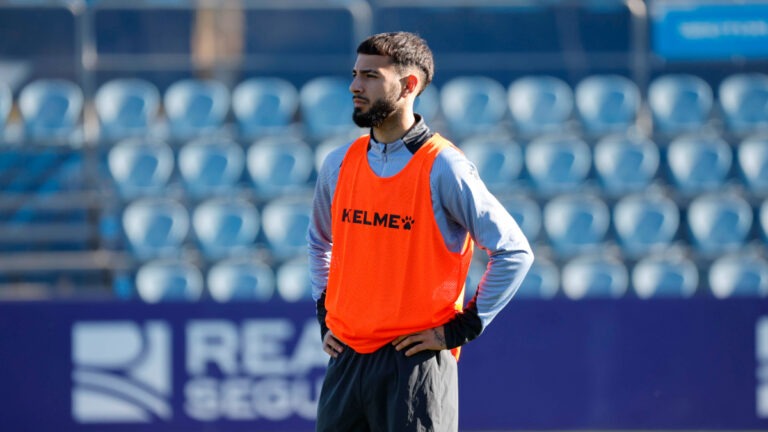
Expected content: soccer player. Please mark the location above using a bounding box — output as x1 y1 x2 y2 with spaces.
307 31 534 431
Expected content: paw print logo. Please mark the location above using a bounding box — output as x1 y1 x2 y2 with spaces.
402 216 415 230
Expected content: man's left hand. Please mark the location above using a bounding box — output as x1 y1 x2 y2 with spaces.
392 326 447 357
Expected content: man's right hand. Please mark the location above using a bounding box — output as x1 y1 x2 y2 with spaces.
323 330 345 358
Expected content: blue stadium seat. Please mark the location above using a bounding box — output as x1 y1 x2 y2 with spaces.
562 253 628 299
192 197 259 260
314 135 348 174
594 134 659 195
0 82 11 131
543 193 610 256
718 73 768 135
135 258 204 303
613 192 680 257
508 75 574 137
440 76 508 138
95 78 160 141
648 74 713 135
459 136 523 191
246 136 314 197
687 193 753 256
762 200 768 240
18 79 83 143
666 133 732 195
207 255 275 302
108 138 174 199
163 79 230 141
276 254 313 302
414 84 440 123
737 134 768 194
497 194 542 241
709 253 768 298
178 136 245 198
525 133 591 194
575 74 640 136
261 195 312 259
232 77 299 139
299 76 358 140
632 251 699 298
122 197 189 260
515 256 559 299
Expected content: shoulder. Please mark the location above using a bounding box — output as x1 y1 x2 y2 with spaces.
318 139 356 180
432 141 480 184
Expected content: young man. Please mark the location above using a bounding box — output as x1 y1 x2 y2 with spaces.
307 32 533 431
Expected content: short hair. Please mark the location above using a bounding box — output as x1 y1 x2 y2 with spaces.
356 32 434 94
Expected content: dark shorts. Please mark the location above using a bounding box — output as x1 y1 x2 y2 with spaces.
316 343 458 432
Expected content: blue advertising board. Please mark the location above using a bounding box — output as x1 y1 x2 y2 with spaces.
0 299 767 431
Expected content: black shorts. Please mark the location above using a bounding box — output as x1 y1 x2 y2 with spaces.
316 343 458 432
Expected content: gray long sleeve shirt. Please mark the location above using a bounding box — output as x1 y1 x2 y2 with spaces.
307 116 533 347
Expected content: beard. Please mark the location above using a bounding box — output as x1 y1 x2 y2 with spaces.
352 94 398 128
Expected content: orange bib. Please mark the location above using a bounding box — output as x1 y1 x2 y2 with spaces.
326 134 473 355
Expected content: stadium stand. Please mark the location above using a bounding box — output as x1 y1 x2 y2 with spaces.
508 75 574 138
497 194 542 242
0 82 11 132
718 72 768 136
299 76 358 141
561 252 629 299
709 252 768 298
275 253 313 302
135 258 204 303
163 78 230 142
737 133 768 195
613 191 680 258
665 133 733 195
107 137 174 199
95 78 161 142
686 192 754 257
18 79 83 145
575 74 641 137
514 255 559 299
260 194 313 260
245 136 314 198
191 197 260 260
632 250 699 298
647 73 714 136
207 254 276 302
439 76 508 139
122 197 190 260
178 136 245 199
543 193 610 257
593 133 660 196
525 133 591 195
458 135 523 192
232 77 300 140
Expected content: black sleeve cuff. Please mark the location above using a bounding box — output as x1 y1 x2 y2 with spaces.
316 292 329 342
443 295 484 350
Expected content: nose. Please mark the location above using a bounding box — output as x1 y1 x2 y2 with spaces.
349 76 362 95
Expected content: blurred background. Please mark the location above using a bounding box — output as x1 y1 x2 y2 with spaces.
0 0 767 431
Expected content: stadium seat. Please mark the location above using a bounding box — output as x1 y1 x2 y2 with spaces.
299 76 358 140
459 136 523 191
18 79 83 143
178 136 245 198
207 255 275 302
0 82 11 131
163 78 230 141
95 78 160 141
440 76 508 138
737 133 768 194
718 73 768 135
192 197 259 260
632 251 699 298
525 133 591 194
562 253 629 299
232 77 299 139
575 74 640 135
613 192 680 257
414 84 440 123
648 74 713 134
761 200 768 240
593 134 659 195
687 193 753 256
314 135 349 174
261 194 313 259
515 256 559 299
108 138 174 199
666 133 732 195
276 254 313 302
543 193 610 256
122 197 189 260
135 258 204 303
508 75 574 136
246 136 314 197
497 194 542 241
709 253 768 298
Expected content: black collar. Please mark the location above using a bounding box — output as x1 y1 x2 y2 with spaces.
369 114 434 155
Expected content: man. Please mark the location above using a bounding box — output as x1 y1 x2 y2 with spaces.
307 32 533 431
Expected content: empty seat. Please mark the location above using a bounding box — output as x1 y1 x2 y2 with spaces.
207 255 275 302
192 197 259 260
414 84 440 122
515 256 559 299
594 134 659 195
276 254 313 302
497 194 542 241
687 193 753 255
762 200 768 239
122 197 189 259
164 79 230 140
246 136 314 197
135 258 204 303
543 193 610 256
261 195 313 259
525 133 591 194
562 253 629 299
666 133 732 194
613 192 680 257
108 138 174 199
459 136 523 191
18 79 83 143
178 136 245 198
648 74 713 134
299 76 357 140
575 74 640 135
737 133 768 194
718 73 768 135
709 253 768 298
232 77 299 139
509 75 574 136
440 76 508 138
632 251 699 298
95 78 160 141
0 82 11 131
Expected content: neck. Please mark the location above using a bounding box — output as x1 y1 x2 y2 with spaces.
371 108 416 144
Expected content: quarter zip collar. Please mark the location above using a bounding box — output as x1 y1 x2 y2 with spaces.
368 114 434 155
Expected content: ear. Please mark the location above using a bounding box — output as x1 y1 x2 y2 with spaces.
402 74 419 97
